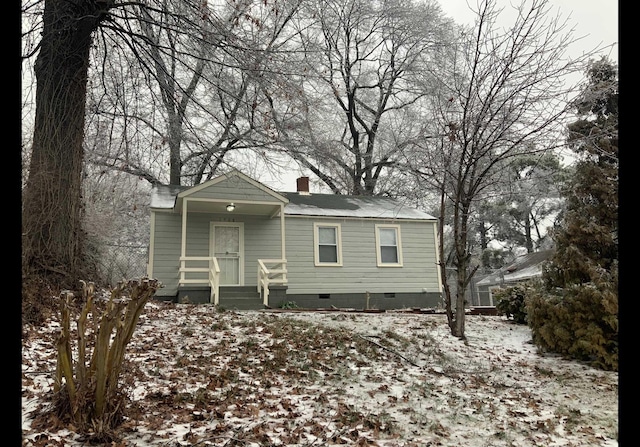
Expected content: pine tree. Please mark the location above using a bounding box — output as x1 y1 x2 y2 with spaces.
527 58 618 370
546 58 618 287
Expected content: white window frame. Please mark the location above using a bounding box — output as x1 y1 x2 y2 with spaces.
314 223 343 266
375 224 403 267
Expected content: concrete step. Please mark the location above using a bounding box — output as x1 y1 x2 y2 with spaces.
218 287 263 310
219 286 260 298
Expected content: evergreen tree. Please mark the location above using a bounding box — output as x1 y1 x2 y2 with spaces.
527 58 618 370
545 58 618 288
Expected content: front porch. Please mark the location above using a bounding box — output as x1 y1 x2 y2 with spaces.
175 285 289 309
166 171 291 307
178 257 288 308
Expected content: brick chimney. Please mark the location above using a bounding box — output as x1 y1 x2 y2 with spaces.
296 176 310 195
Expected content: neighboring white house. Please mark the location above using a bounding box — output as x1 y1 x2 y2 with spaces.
147 169 443 310
475 250 554 306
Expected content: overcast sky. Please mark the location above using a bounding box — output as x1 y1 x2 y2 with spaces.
438 0 618 62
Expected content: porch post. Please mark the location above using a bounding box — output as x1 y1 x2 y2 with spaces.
280 203 286 260
180 199 188 285
432 222 443 294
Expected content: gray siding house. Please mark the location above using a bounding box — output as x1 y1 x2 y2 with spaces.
147 170 443 310
475 249 553 306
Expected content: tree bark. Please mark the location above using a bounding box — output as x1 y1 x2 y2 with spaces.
22 1 111 282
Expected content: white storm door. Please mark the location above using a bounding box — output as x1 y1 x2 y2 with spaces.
211 223 244 285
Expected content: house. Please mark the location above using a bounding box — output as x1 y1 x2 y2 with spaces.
147 169 443 310
474 249 554 306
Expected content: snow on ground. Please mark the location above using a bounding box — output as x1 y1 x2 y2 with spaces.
22 301 618 446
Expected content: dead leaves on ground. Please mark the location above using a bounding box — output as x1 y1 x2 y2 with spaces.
22 302 618 446
116 304 407 445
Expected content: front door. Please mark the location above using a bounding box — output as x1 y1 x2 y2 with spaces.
211 223 244 285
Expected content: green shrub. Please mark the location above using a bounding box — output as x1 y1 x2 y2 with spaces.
279 300 299 309
525 281 618 371
494 284 529 324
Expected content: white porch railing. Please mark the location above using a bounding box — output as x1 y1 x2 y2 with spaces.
257 259 288 306
179 256 220 305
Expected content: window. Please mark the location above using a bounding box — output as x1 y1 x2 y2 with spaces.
375 225 403 267
314 223 342 266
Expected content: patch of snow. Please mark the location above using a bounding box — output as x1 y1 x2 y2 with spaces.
22 305 618 447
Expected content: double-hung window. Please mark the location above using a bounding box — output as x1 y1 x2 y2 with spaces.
375 224 403 267
314 223 342 266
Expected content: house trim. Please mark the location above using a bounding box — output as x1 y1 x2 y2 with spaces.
147 211 156 277
279 203 286 262
432 222 443 293
180 197 288 205
313 222 343 267
375 224 403 267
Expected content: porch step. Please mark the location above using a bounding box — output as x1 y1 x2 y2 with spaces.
219 286 264 310
219 286 260 298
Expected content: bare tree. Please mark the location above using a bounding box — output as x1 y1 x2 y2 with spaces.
82 167 151 285
83 0 304 187
489 153 567 253
22 0 115 283
21 0 303 284
409 0 602 338
263 0 454 195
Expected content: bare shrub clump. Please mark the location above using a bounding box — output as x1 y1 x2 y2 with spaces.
37 278 159 443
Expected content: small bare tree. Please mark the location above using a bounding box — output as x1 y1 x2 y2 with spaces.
409 0 603 338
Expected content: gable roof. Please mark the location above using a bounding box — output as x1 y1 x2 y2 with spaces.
150 169 288 211
150 171 435 220
177 169 288 203
476 249 554 287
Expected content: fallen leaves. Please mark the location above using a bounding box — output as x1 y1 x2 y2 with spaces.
22 302 619 446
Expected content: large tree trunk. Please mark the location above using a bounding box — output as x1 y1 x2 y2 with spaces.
22 1 110 283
